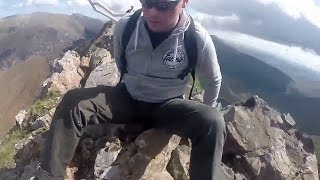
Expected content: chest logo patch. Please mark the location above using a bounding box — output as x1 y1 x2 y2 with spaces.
163 49 185 69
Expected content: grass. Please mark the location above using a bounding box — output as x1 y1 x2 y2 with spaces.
0 127 27 169
29 91 61 119
0 90 61 170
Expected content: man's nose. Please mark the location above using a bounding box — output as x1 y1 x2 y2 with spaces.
146 7 162 15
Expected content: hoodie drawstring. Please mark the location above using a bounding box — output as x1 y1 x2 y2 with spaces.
134 18 142 51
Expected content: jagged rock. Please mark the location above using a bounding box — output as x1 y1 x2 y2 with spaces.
94 138 122 179
15 110 28 129
65 166 78 180
80 55 90 68
281 113 296 128
221 164 247 180
222 95 318 180
42 50 83 94
85 48 120 88
89 48 112 70
117 129 180 180
48 108 56 117
85 21 115 57
167 145 190 180
14 131 45 169
29 114 51 131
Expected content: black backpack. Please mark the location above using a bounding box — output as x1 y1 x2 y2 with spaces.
120 9 197 100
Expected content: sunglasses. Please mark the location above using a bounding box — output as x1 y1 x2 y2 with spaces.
140 0 181 11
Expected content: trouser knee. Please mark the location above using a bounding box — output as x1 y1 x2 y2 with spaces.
193 107 226 138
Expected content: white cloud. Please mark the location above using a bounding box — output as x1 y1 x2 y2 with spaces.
214 30 320 97
214 30 320 76
67 0 90 7
256 0 320 29
16 0 59 7
194 12 240 30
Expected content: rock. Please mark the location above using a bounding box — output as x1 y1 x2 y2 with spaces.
126 129 181 180
29 114 51 131
64 166 78 180
48 108 56 117
94 137 122 180
222 96 319 180
80 56 90 68
89 48 112 70
85 21 115 57
15 110 28 129
42 50 83 94
14 133 45 168
85 59 120 88
167 145 191 180
281 113 296 128
85 48 120 88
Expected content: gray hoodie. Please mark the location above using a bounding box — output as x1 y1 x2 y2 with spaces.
113 10 222 107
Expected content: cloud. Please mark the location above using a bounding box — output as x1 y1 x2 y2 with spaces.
215 30 320 77
189 0 320 54
67 0 90 7
15 0 59 7
256 0 320 28
193 12 240 32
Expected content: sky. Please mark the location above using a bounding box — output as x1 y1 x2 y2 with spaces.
0 0 320 76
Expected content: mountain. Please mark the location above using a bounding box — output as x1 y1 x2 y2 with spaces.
0 56 49 140
0 12 104 70
213 35 320 135
0 12 104 140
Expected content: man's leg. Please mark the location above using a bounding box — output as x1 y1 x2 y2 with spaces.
36 84 135 180
152 98 226 180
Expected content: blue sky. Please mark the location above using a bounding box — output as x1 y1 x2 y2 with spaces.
0 0 108 19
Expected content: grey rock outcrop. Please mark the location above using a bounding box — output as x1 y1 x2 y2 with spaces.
85 48 120 88
42 50 84 94
222 96 318 179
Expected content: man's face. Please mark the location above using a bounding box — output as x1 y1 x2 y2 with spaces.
141 0 188 32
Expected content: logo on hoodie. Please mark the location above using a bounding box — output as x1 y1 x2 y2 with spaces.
163 49 185 69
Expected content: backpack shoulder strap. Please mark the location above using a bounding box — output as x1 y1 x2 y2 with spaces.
120 9 142 78
180 16 197 100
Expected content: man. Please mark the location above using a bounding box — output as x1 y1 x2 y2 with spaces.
35 0 225 179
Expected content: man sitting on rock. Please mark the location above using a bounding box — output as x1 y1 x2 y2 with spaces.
34 0 226 179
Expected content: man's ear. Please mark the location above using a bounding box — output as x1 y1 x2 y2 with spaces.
182 0 189 8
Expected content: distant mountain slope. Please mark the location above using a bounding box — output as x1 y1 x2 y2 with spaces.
213 35 320 135
0 56 49 140
0 12 104 70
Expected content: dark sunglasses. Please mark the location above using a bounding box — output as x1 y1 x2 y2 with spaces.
140 0 181 11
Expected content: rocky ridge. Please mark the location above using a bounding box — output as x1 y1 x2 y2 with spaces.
0 22 318 180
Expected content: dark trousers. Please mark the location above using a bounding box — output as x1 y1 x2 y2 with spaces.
36 84 226 180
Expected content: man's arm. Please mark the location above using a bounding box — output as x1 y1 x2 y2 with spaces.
195 30 222 107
